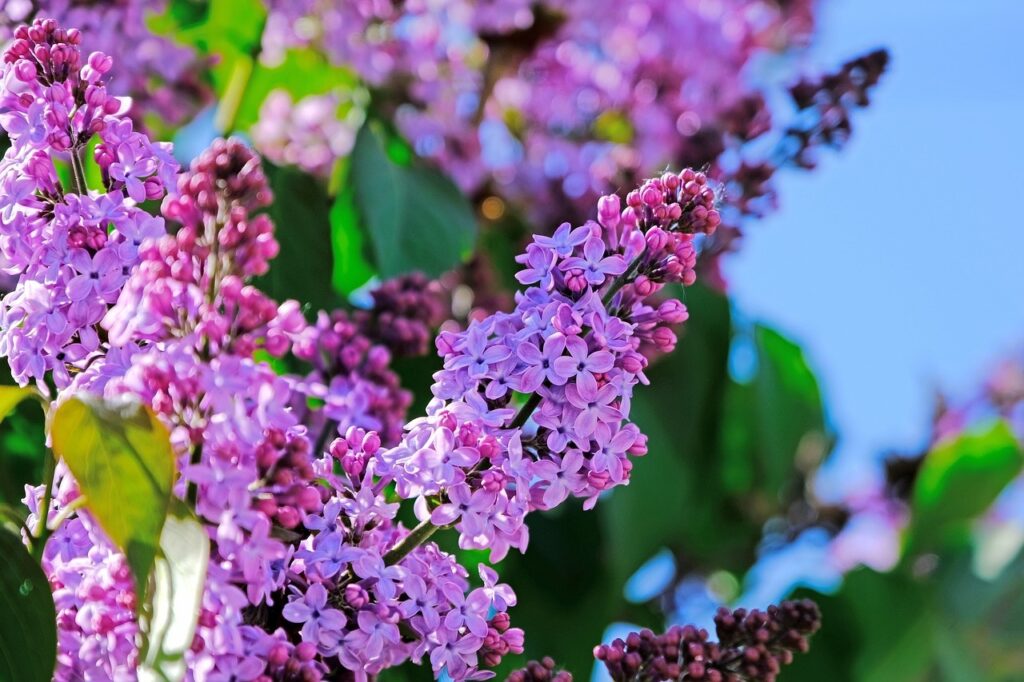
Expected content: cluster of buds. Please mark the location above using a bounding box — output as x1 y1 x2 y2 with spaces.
505 657 574 682
785 49 890 169
595 600 822 682
356 272 448 358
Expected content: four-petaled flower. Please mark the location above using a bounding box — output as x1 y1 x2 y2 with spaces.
282 583 348 646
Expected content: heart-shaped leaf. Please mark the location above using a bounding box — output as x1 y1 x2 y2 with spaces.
50 396 176 606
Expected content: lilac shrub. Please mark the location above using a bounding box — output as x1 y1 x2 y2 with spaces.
1 16 824 682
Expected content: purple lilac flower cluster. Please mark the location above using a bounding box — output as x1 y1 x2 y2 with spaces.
16 113 519 679
378 170 719 559
0 0 210 128
0 18 177 390
23 463 141 680
291 308 414 449
279 429 525 679
594 601 822 682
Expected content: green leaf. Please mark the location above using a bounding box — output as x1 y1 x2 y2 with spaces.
908 420 1023 553
752 326 826 484
593 110 634 144
329 181 376 296
500 506 635 677
0 386 38 424
0 526 56 682
139 500 210 682
843 569 938 682
256 163 342 312
349 123 477 278
785 571 938 682
50 396 176 606
0 366 47 507
720 324 828 504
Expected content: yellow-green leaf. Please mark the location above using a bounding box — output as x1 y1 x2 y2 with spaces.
0 386 38 423
50 396 176 606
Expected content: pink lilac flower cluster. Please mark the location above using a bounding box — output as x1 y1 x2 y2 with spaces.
378 170 719 559
109 140 525 680
251 90 359 177
0 0 209 128
248 171 724 681
13 120 520 678
0 18 177 390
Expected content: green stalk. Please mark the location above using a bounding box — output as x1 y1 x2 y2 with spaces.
30 450 56 561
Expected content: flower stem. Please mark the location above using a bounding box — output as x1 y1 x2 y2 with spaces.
45 496 85 533
601 253 643 307
69 147 88 195
382 517 442 566
30 451 57 562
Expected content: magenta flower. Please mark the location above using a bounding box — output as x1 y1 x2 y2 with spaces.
478 564 516 611
66 248 124 302
443 588 491 637
357 609 402 659
553 336 615 393
447 325 512 379
589 423 641 483
0 176 38 221
515 243 557 290
397 573 442 632
431 483 496 530
532 450 586 509
108 141 158 202
516 332 568 392
560 236 627 286
533 402 572 453
565 381 622 438
534 221 589 257
282 583 347 646
353 553 403 600
429 629 484 678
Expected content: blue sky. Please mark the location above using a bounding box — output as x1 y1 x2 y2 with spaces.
725 0 1024 497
